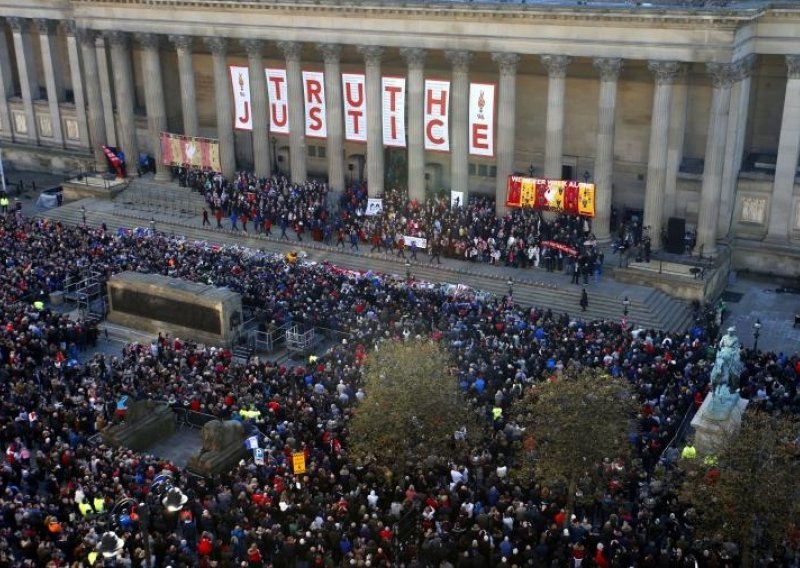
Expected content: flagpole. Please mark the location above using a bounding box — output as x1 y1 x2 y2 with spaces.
0 146 6 195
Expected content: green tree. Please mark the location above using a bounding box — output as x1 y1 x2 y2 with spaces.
679 410 800 565
348 339 483 475
509 369 636 518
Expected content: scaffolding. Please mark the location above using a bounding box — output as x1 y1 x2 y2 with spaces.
63 270 107 320
285 324 315 355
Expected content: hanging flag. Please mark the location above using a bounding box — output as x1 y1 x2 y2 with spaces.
578 182 596 217
424 79 450 152
342 73 367 142
382 76 406 147
265 68 289 134
229 65 252 131
563 181 580 215
506 175 522 208
520 177 536 207
302 71 327 139
468 83 495 157
244 435 259 450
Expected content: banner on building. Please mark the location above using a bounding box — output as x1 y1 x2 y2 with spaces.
506 175 595 217
468 83 495 157
265 68 289 134
382 76 406 147
342 73 367 142
302 71 327 138
230 65 252 131
424 79 450 152
160 132 221 172
365 198 383 216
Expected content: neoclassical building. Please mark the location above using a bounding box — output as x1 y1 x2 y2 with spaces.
0 0 799 275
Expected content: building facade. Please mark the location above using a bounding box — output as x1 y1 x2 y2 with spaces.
0 0 799 275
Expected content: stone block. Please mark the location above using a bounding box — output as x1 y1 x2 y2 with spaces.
690 392 749 456
102 400 175 452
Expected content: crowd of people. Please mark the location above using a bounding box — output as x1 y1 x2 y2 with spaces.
1 210 799 567
175 168 604 283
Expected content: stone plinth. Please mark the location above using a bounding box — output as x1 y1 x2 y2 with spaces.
102 400 175 452
107 271 243 347
187 420 247 477
690 392 749 456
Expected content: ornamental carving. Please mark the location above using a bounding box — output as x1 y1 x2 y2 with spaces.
445 50 472 73
541 55 571 79
76 28 98 46
735 54 757 81
492 52 520 76
278 41 303 62
169 35 194 51
740 196 766 225
106 31 130 48
240 39 264 57
400 48 426 70
6 17 27 33
204 37 228 56
706 62 737 89
316 43 341 65
648 60 682 85
35 19 54 35
593 58 623 81
787 55 800 80
62 20 78 36
357 45 384 67
136 33 161 50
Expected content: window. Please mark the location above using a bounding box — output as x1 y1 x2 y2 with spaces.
468 163 476 176
318 146 326 159
478 164 488 177
307 146 317 158
489 166 497 178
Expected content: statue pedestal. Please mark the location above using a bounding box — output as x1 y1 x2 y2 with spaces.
690 392 749 456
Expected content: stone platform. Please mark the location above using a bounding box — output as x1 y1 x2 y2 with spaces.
690 392 749 456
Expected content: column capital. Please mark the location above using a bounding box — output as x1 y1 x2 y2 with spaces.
169 35 194 51
106 30 130 48
445 50 473 73
76 27 98 46
734 54 757 81
706 62 738 89
6 17 28 33
786 55 800 80
204 37 228 56
62 20 78 36
593 57 623 81
316 43 342 64
277 41 303 62
492 52 520 76
541 54 572 78
647 60 682 85
240 39 264 57
357 45 384 67
400 48 427 70
136 33 161 51
34 18 55 35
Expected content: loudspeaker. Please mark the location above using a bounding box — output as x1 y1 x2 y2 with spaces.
666 217 686 254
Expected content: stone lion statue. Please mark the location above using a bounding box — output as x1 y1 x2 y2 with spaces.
200 420 245 453
126 400 164 424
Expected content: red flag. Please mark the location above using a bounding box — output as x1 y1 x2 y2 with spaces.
534 179 549 209
506 176 522 208
563 181 580 215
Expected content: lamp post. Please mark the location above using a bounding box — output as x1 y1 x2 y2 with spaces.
150 218 156 234
528 164 535 178
753 319 762 352
137 474 187 568
81 205 86 225
96 531 125 560
405 260 411 282
622 296 631 316
583 170 590 183
507 278 514 298
270 136 278 172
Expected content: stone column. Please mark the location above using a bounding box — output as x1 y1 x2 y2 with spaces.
35 19 65 147
0 23 15 141
401 48 426 202
592 58 623 242
205 37 236 178
643 61 681 250
63 21 90 149
107 31 138 171
318 43 345 192
765 55 800 243
358 46 384 196
169 35 199 137
492 52 520 217
241 39 271 179
95 35 116 147
79 28 108 169
695 63 736 256
446 50 472 196
541 55 571 179
8 17 39 144
663 72 688 220
138 33 170 180
719 55 755 238
278 41 307 183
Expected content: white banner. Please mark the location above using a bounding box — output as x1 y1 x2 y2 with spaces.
302 71 327 139
451 190 465 208
468 82 495 157
365 198 383 216
382 76 406 148
404 235 428 250
342 73 367 142
424 79 450 152
230 65 252 131
265 68 289 134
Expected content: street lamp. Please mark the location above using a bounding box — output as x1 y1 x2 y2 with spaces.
96 531 125 559
162 486 189 512
405 260 411 281
81 205 86 225
528 164 535 178
507 278 514 298
270 136 278 172
753 319 762 352
583 170 591 183
622 296 631 316
150 218 156 234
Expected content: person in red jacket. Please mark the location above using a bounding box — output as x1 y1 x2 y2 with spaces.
594 542 608 568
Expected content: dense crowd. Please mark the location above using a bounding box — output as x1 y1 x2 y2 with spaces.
1 212 799 567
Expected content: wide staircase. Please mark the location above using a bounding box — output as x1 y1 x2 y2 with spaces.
39 191 696 334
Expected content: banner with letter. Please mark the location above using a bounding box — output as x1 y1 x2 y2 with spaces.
160 132 221 172
342 73 367 142
230 65 252 131
468 83 495 157
424 79 450 152
506 175 595 217
382 76 406 147
265 68 289 134
302 71 327 138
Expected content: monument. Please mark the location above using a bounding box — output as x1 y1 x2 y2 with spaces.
102 400 175 452
690 327 750 455
187 420 248 477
